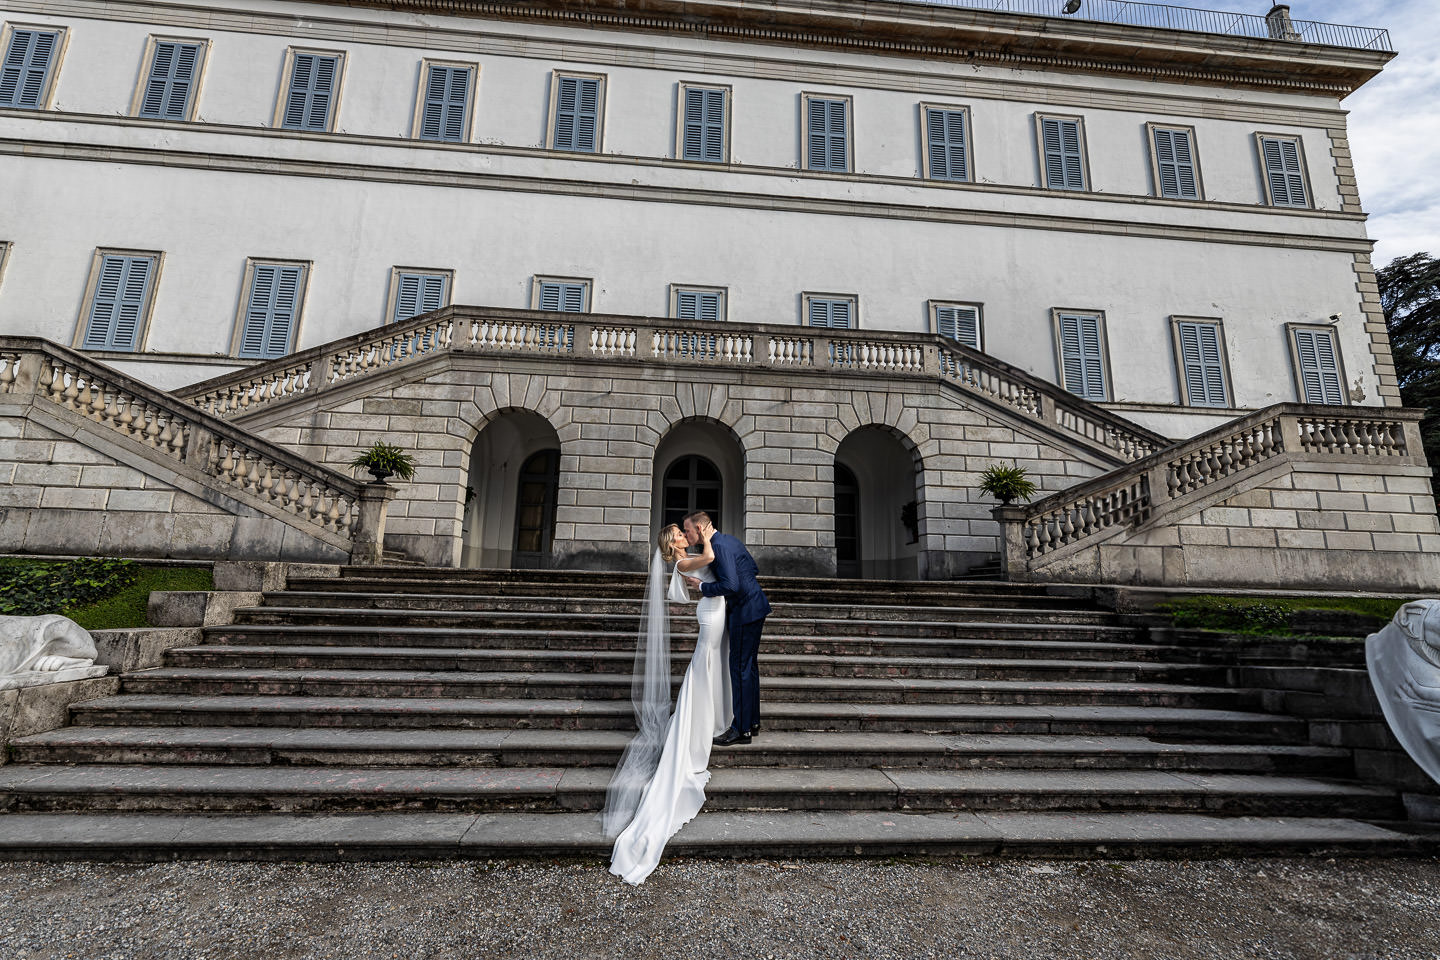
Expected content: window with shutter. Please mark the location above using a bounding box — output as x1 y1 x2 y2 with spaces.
392 271 451 323
805 96 849 172
681 86 727 163
933 304 982 350
806 296 855 329
536 279 589 313
1 28 61 109
139 40 203 120
1039 116 1086 191
1291 327 1345 404
1152 126 1199 200
81 254 157 352
553 75 601 152
924 107 970 182
418 64 472 143
280 52 340 131
1259 135 1308 207
238 262 306 359
673 288 724 323
1173 319 1229 406
1056 312 1108 401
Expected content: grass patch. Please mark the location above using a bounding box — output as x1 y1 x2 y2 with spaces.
0 558 212 630
1159 594 1409 637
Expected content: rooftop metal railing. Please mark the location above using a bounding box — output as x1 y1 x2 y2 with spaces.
910 0 1392 52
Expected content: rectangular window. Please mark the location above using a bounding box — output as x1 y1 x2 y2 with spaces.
930 301 982 350
550 73 603 153
389 269 452 323
1054 310 1110 401
805 294 856 329
803 94 851 172
923 105 971 182
77 251 161 352
1288 325 1346 404
1149 124 1200 200
533 277 590 313
671 286 726 323
136 39 206 121
1171 318 1230 407
277 50 343 132
1037 114 1087 191
236 261 308 359
1258 134 1309 207
415 62 475 143
679 84 729 163
0 26 63 109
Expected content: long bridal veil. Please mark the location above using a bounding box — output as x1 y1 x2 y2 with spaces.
600 548 673 837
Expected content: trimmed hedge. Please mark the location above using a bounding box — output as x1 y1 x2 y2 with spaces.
0 557 137 617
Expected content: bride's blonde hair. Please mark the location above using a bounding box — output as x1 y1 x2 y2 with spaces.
657 523 684 563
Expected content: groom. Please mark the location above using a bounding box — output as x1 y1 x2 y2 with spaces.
681 511 771 746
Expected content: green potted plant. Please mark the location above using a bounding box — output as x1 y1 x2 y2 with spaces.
978 463 1036 506
350 440 416 484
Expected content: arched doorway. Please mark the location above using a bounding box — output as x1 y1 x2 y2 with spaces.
461 409 561 569
834 426 921 579
651 420 745 539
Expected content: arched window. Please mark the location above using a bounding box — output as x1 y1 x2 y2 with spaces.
513 449 560 568
663 455 722 531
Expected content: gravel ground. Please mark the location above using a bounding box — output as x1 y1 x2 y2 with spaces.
3 856 1439 959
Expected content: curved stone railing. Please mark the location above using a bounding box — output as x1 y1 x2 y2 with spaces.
176 306 1168 466
998 403 1422 573
0 337 390 560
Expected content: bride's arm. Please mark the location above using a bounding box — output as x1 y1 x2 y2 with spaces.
675 528 715 573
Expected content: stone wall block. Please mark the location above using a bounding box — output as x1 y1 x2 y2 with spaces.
1345 512 1393 533
1323 530 1373 550
1317 491 1367 511
39 487 108 510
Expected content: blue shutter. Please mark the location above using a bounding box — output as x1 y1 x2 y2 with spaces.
676 289 722 322
538 281 587 313
1293 328 1343 404
239 264 304 359
936 305 980 350
926 108 969 182
1042 117 1086 190
1261 136 1307 207
281 53 338 131
82 255 154 351
808 298 853 329
1177 321 1227 406
554 76 599 152
140 41 201 120
393 272 450 323
0 29 59 109
683 87 726 163
806 97 848 172
1059 313 1107 400
419 65 470 142
1153 127 1198 199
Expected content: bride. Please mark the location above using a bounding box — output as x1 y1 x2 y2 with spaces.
602 520 732 885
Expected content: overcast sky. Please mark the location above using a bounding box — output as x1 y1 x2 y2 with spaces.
1294 0 1439 267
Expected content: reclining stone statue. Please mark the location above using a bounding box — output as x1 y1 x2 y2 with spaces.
1366 599 1440 788
0 614 108 688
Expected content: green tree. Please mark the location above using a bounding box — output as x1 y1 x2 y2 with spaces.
1377 251 1440 511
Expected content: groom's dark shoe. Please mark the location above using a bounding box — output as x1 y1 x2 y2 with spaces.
713 728 751 746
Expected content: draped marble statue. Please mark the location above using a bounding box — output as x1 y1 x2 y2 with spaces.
0 615 108 689
1366 599 1440 787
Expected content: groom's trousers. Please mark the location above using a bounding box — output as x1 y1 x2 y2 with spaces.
729 617 765 733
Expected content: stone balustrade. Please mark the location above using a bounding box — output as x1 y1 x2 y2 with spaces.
176 306 1168 466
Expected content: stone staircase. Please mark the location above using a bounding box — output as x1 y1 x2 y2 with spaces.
0 568 1424 860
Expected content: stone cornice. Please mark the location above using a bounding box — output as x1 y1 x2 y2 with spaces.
308 0 1393 94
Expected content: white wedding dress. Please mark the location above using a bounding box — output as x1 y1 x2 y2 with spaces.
608 561 733 885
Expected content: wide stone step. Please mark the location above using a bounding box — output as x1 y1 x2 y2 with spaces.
117 668 1254 709
69 694 1309 740
10 727 1355 776
0 810 1423 862
0 764 1400 818
206 623 1155 655
163 644 1226 684
231 607 1133 637
259 591 1113 623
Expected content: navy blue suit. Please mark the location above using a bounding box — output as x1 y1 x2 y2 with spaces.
699 531 771 734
